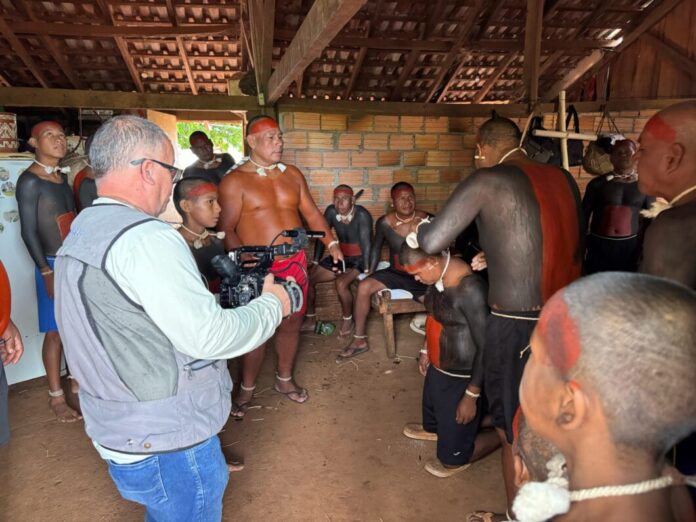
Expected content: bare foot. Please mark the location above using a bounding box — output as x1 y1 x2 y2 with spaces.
231 385 255 418
49 396 82 423
465 511 508 522
336 337 369 360
274 375 308 404
337 317 354 338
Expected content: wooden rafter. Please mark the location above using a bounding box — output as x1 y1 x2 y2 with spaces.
644 31 696 79
426 0 447 38
545 0 684 100
12 22 238 39
164 0 197 94
474 0 505 41
522 0 544 103
344 46 367 99
435 53 469 102
472 53 517 102
391 49 421 101
267 0 368 105
95 0 143 93
0 72 11 87
0 16 50 88
248 0 275 105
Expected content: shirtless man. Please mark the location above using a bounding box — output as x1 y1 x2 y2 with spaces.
183 131 236 184
218 115 341 413
582 139 653 273
400 245 499 477
16 121 81 422
338 182 429 359
519 272 696 521
303 185 373 337
412 116 583 517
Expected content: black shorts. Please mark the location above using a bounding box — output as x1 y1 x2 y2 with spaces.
483 311 539 444
318 255 363 273
584 234 640 274
369 267 427 299
422 366 482 465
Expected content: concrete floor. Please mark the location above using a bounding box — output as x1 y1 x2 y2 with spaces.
0 316 506 521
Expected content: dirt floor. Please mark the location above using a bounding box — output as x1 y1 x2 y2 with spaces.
0 315 506 521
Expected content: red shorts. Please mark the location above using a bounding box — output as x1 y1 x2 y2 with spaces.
269 250 309 315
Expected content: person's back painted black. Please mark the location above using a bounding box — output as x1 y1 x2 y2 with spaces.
182 153 235 185
424 273 488 381
78 177 97 211
314 204 373 271
16 170 75 268
418 161 583 310
372 212 431 274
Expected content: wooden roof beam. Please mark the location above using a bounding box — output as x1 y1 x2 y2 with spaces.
12 21 238 39
248 0 275 105
266 0 368 105
545 0 684 100
435 54 469 102
522 0 544 103
474 0 505 41
644 31 696 80
472 53 517 103
344 46 367 99
164 0 197 95
0 16 50 88
390 49 421 101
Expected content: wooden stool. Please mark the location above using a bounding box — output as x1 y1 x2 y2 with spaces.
371 290 426 359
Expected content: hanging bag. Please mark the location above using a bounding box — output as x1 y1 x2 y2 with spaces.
582 111 624 176
523 116 556 163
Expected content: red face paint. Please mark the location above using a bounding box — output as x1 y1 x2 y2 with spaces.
187 182 218 198
402 257 430 274
512 407 523 441
31 121 63 138
537 292 581 374
333 188 353 198
643 115 676 144
391 187 414 200
248 117 280 135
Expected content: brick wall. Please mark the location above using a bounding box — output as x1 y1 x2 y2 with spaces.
280 109 657 216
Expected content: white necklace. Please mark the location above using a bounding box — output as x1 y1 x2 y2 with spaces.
35 160 70 175
200 156 221 169
336 206 355 224
569 475 676 502
641 183 696 218
180 225 225 249
607 169 637 182
394 211 416 227
498 147 528 164
435 250 451 292
247 157 287 177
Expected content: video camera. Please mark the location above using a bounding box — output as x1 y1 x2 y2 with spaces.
211 228 325 313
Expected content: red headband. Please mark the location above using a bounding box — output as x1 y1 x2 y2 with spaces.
402 257 431 273
187 182 218 198
248 118 280 135
31 121 62 138
537 292 581 373
333 188 353 197
643 115 676 144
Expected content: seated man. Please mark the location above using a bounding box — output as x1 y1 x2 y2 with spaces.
183 131 235 184
338 182 429 359
400 245 499 477
173 177 225 293
519 272 696 521
582 139 653 274
303 184 373 337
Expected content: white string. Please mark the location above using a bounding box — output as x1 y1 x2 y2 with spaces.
569 475 673 502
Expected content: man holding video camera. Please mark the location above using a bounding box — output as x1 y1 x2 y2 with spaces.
218 115 342 414
54 115 291 522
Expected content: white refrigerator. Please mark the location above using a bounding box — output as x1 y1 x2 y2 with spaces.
0 153 49 385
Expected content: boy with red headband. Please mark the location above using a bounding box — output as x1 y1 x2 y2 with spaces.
303 184 373 337
218 115 342 415
183 131 235 184
399 245 499 477
16 121 81 422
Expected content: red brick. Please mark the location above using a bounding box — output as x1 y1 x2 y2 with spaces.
403 151 426 166
426 150 450 166
357 187 374 201
374 115 399 132
323 151 350 168
307 170 337 185
417 169 439 183
281 151 296 165
348 115 373 131
414 186 427 202
462 134 477 147
321 114 348 131
449 117 475 133
425 116 449 133
307 131 334 149
309 187 322 202
426 184 454 201
438 135 464 150
400 116 424 132
338 133 363 150
338 169 366 186
389 133 414 150
441 169 463 183
368 169 394 185
377 151 400 166
280 113 294 130
351 151 378 167
415 134 438 149
393 169 417 184
364 202 388 219
618 110 639 117
633 118 650 134
283 131 307 149
419 203 438 214
377 187 394 202
295 150 322 168
363 133 389 150
293 112 321 130
451 150 473 167
613 118 634 133
639 109 658 117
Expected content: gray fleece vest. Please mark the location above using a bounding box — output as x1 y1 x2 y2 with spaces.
55 203 232 454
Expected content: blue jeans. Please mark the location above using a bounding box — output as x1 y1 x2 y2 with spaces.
107 436 229 522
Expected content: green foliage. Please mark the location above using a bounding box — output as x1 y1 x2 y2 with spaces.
176 121 243 152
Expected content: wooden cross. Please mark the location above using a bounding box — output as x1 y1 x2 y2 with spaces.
531 90 597 170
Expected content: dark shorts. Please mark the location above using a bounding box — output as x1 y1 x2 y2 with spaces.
422 366 482 465
483 311 538 444
34 256 58 333
318 255 363 273
0 364 9 447
369 267 427 299
584 234 640 274
270 250 309 316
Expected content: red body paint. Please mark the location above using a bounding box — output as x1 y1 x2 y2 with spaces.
248 117 280 135
516 162 582 303
598 205 634 237
643 115 676 144
56 212 76 241
72 167 90 211
512 407 522 441
0 262 11 334
425 315 443 369
31 121 62 138
187 182 218 198
537 293 581 373
340 242 361 257
333 188 353 197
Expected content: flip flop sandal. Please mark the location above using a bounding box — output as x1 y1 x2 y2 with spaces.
424 459 471 478
272 384 309 404
335 345 369 362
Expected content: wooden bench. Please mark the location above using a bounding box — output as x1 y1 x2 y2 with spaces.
371 290 426 359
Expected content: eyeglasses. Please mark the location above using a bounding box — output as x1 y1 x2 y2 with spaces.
130 158 183 182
